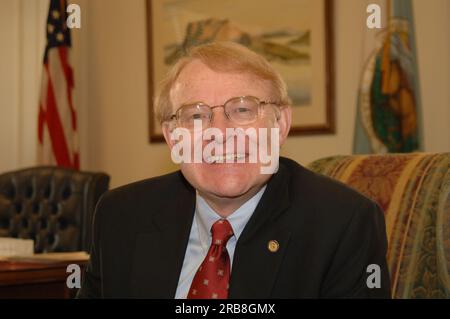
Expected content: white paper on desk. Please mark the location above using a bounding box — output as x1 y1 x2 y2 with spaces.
0 237 34 257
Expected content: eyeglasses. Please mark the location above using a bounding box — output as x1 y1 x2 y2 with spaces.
169 96 282 130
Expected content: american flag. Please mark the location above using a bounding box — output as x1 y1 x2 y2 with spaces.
38 0 79 169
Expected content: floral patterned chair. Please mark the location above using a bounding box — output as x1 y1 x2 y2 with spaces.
307 153 449 298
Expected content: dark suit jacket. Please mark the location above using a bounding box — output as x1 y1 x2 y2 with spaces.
77 157 390 298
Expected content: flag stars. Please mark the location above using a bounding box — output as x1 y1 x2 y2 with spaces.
215 239 222 245
217 269 224 276
52 10 60 19
56 32 64 42
203 279 209 286
47 24 54 34
191 289 197 296
209 256 215 262
212 293 218 299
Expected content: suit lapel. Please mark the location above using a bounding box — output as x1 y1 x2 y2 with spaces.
130 173 196 298
229 162 292 298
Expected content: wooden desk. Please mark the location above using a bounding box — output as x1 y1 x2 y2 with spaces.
0 252 89 299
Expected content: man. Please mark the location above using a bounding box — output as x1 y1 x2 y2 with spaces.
78 42 390 298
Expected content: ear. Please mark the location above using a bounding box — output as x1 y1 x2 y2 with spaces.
277 105 291 145
162 121 176 150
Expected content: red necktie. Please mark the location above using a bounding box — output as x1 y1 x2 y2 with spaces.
187 219 234 299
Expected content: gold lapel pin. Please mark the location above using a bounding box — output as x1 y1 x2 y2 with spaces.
268 240 279 253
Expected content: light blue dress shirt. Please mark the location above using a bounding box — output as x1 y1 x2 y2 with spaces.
174 185 267 299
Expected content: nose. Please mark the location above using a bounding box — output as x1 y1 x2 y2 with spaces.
207 107 236 143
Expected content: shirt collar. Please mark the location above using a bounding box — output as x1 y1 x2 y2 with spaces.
195 185 267 250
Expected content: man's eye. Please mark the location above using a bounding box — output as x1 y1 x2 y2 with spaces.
186 113 206 120
235 107 251 113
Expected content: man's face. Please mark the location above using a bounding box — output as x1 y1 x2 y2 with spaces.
163 60 291 202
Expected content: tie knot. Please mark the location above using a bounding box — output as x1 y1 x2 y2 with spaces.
211 219 233 246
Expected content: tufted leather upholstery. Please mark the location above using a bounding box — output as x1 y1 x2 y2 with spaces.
0 166 109 253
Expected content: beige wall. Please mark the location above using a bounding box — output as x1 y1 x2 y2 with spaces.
0 0 49 171
73 0 178 188
1 0 449 188
78 0 449 187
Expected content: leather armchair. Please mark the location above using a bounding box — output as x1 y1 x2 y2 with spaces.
0 166 109 253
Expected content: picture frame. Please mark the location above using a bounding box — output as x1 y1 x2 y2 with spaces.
147 0 334 143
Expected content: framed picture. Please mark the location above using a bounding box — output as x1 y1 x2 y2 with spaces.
147 0 334 143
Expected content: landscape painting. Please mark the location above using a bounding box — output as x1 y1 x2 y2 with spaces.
147 0 334 142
